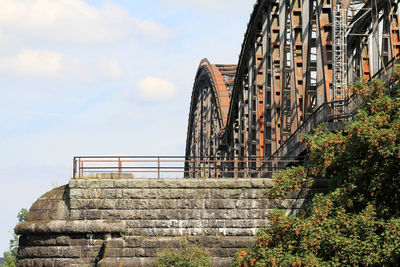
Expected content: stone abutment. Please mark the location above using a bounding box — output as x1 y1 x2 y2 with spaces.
16 178 327 266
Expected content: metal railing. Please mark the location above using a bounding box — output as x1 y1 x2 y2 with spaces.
259 57 398 174
73 60 399 180
267 96 361 162
72 156 303 179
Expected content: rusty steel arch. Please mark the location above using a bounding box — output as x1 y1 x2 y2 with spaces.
186 0 400 177
184 59 236 176
222 0 400 164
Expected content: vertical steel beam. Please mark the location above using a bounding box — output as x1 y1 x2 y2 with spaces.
361 36 371 80
290 0 304 133
390 1 400 59
303 0 314 118
277 0 286 148
316 0 334 106
281 0 291 142
263 4 273 158
269 0 282 154
256 23 265 163
371 10 380 76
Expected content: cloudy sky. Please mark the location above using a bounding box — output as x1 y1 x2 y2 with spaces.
0 0 255 253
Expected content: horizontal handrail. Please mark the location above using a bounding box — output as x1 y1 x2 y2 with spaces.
257 60 398 174
73 156 304 179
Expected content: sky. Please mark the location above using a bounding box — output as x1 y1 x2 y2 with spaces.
0 0 255 253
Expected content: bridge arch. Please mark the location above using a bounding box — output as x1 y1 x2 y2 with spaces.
221 0 400 169
185 59 236 163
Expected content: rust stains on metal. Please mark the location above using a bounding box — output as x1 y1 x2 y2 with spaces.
185 0 400 176
185 59 237 169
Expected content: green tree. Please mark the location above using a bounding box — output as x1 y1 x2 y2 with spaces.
233 67 400 266
1 208 28 267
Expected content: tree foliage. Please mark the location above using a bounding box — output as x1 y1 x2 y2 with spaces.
232 67 400 266
1 208 28 267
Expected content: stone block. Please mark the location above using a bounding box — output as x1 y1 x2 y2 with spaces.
87 179 114 189
56 236 71 246
155 188 171 199
162 179 187 188
106 248 138 258
119 210 142 220
146 199 172 209
106 238 125 248
214 248 238 257
69 209 84 220
99 199 119 210
124 236 143 248
70 188 117 199
18 246 81 258
85 210 103 220
212 189 244 199
205 199 236 209
113 179 129 188
240 189 265 199
144 248 162 257
211 257 234 267
141 189 158 199
189 199 204 209
147 179 165 188
198 179 220 188
122 189 143 199
174 199 195 209
97 257 152 267
69 179 87 189
54 259 72 267
127 179 149 188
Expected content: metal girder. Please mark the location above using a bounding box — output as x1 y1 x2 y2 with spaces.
186 0 400 177
185 59 236 177
389 1 400 58
316 0 334 106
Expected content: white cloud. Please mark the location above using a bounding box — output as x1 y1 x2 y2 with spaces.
0 49 64 77
0 0 174 44
0 49 124 79
99 58 124 80
137 77 179 101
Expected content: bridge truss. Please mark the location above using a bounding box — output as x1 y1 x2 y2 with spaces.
185 0 400 177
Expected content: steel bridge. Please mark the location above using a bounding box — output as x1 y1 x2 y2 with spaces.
185 0 400 177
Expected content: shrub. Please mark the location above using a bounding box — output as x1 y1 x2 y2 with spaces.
153 240 211 267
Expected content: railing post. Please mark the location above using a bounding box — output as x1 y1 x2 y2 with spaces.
257 159 262 178
157 157 160 179
192 158 195 178
208 157 211 178
216 157 220 178
234 157 238 178
73 157 76 179
118 157 121 179
79 158 83 178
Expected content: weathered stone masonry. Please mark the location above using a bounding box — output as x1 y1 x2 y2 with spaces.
16 178 327 266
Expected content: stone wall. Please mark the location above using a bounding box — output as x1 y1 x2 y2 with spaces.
16 178 327 266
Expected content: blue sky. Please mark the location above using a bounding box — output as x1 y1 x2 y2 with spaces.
0 0 255 253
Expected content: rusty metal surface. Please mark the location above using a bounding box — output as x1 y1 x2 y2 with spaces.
184 59 237 174
162 1 400 178
201 0 400 164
